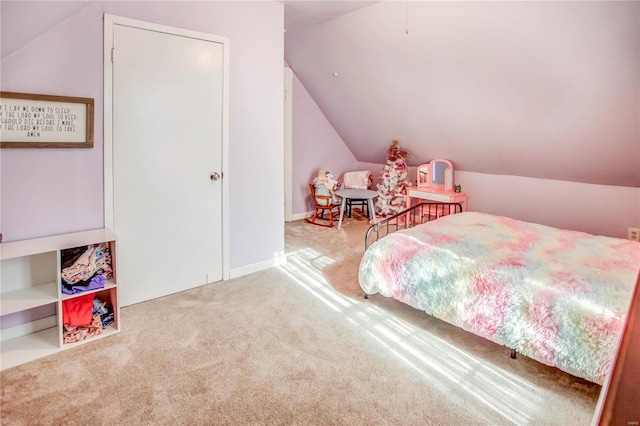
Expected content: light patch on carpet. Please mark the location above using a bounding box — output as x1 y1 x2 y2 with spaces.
280 244 559 425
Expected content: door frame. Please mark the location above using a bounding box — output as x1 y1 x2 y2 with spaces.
284 67 293 222
103 13 230 280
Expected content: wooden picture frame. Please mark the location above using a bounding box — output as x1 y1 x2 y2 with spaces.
0 91 94 148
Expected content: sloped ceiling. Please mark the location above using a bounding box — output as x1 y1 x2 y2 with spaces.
2 1 637 187
285 1 640 187
283 0 376 33
0 1 91 59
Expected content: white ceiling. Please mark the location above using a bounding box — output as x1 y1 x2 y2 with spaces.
0 1 373 58
283 1 377 33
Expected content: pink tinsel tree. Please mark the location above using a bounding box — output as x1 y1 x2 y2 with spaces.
375 140 412 217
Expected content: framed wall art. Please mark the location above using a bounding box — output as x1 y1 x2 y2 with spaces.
0 92 94 148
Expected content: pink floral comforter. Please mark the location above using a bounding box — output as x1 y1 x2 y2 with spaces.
359 212 640 384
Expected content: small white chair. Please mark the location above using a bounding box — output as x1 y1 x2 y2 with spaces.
341 171 372 217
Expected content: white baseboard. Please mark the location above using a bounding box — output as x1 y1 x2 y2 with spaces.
229 252 287 279
290 211 313 222
227 211 314 279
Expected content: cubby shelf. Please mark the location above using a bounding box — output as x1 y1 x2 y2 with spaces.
0 282 58 316
0 228 120 371
60 281 117 301
0 327 59 370
62 325 119 349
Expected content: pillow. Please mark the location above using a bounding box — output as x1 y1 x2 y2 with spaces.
343 171 371 189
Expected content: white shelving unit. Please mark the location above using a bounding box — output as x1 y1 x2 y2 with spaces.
0 229 120 370
1 282 58 315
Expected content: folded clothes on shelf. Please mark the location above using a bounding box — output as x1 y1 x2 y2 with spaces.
61 243 113 294
62 294 115 344
63 314 103 344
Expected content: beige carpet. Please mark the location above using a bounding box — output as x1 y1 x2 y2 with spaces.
1 211 601 425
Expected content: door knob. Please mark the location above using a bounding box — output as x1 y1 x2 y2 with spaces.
210 172 221 181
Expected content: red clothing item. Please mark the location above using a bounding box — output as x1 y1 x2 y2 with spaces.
62 294 95 327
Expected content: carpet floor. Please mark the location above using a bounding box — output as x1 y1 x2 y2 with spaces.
0 211 601 425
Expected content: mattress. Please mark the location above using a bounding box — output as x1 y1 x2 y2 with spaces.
358 211 640 384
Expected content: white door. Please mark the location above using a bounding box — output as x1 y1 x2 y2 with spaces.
110 22 224 306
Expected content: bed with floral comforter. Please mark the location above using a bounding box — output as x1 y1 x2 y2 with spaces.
358 211 640 384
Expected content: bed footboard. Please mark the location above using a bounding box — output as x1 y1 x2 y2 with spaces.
364 202 462 250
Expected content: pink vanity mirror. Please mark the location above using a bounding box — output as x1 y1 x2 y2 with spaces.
416 159 454 192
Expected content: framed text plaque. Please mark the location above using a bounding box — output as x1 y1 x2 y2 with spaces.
0 92 94 148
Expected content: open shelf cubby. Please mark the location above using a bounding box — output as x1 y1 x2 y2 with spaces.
1 229 120 370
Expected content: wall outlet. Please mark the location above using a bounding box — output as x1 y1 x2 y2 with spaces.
628 227 640 242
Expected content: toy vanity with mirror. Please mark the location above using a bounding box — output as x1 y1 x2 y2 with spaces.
407 159 468 211
416 159 455 192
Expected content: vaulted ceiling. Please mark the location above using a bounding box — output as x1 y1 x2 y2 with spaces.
285 1 640 187
2 1 638 187
0 1 91 58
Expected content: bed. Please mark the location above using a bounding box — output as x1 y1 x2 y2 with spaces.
359 203 640 384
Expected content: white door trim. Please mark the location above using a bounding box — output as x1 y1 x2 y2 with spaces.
284 67 293 222
103 13 230 280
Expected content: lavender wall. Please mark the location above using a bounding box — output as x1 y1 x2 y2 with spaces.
1 1 284 271
452 172 640 240
291 71 358 217
290 73 640 236
1 3 104 242
359 161 640 239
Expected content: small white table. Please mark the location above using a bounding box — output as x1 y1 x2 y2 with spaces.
335 189 378 230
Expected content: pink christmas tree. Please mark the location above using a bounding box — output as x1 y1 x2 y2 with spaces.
375 140 412 217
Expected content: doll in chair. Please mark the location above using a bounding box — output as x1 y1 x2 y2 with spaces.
313 169 341 205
